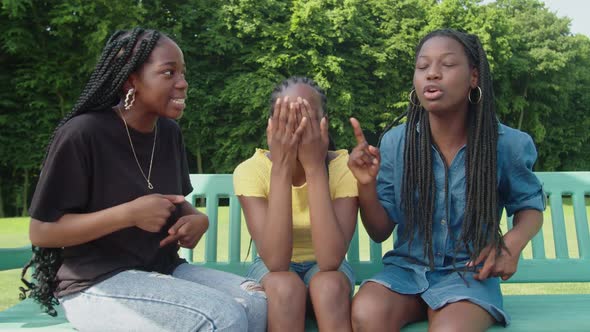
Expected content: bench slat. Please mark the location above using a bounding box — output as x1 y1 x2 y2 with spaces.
369 240 382 263
0 246 31 270
228 196 242 263
347 226 360 263
205 194 219 262
548 194 570 258
572 192 590 258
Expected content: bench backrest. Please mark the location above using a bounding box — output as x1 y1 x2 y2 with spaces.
182 172 590 284
1 172 588 285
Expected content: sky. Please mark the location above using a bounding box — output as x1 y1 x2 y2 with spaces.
540 0 590 36
482 0 590 37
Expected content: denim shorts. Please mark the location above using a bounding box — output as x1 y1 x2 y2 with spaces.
247 257 355 294
364 264 509 325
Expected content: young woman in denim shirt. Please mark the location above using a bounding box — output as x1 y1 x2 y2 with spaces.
347 29 545 331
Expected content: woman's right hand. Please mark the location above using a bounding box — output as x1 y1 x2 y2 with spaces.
348 117 381 185
127 194 186 232
268 96 307 169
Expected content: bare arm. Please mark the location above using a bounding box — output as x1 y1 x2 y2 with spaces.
238 96 306 271
348 118 395 242
504 209 543 255
30 194 185 248
306 166 358 270
357 181 395 243
239 165 294 271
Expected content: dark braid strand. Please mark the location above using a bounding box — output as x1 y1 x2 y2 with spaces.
20 27 163 316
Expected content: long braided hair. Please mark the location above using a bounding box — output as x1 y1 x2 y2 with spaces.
398 29 500 268
19 27 163 316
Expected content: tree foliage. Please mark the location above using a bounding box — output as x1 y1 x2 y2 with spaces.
0 0 588 216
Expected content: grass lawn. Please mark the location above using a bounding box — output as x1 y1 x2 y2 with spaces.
1 198 589 311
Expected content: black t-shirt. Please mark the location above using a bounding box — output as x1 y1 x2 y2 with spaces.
29 110 193 297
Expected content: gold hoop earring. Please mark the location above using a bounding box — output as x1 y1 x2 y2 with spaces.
469 86 482 104
124 88 136 110
409 89 421 107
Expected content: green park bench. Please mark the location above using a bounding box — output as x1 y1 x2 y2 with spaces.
1 172 589 331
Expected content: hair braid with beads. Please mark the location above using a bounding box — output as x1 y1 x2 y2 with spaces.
20 27 162 316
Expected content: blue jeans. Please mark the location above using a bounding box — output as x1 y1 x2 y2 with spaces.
60 263 267 331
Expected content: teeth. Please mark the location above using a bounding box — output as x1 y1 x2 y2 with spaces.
172 99 185 105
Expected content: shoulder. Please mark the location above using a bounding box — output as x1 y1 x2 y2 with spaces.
328 149 354 180
380 123 406 149
55 111 114 143
497 123 537 155
328 149 349 170
496 123 539 176
234 149 270 176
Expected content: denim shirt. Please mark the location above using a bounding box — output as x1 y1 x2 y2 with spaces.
377 123 546 272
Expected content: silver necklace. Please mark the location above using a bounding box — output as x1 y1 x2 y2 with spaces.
117 109 157 190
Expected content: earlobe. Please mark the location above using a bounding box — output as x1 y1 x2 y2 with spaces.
123 73 138 92
471 69 479 88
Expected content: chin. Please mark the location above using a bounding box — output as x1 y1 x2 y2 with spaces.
422 103 445 113
173 111 184 120
162 109 184 120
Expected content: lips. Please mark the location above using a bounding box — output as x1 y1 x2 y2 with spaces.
422 85 443 100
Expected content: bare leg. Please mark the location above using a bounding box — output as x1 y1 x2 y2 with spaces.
351 281 427 332
427 300 494 332
261 271 307 332
309 271 352 332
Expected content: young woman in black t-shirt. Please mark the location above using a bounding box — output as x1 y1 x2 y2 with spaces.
21 28 266 331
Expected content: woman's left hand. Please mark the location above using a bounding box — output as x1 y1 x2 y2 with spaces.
297 97 329 172
159 214 209 249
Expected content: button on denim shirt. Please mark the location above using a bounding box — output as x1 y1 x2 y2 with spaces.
377 123 546 273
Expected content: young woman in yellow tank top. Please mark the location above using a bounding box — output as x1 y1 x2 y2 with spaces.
233 76 359 331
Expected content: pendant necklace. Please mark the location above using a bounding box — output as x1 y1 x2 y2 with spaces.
117 109 157 190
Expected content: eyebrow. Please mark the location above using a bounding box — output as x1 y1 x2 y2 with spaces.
418 52 457 59
159 61 186 67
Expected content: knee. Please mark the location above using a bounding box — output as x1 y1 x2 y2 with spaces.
262 271 306 304
309 271 351 302
237 281 268 329
351 292 386 329
216 301 249 331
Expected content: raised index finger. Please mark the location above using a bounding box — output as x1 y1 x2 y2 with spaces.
350 117 367 145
